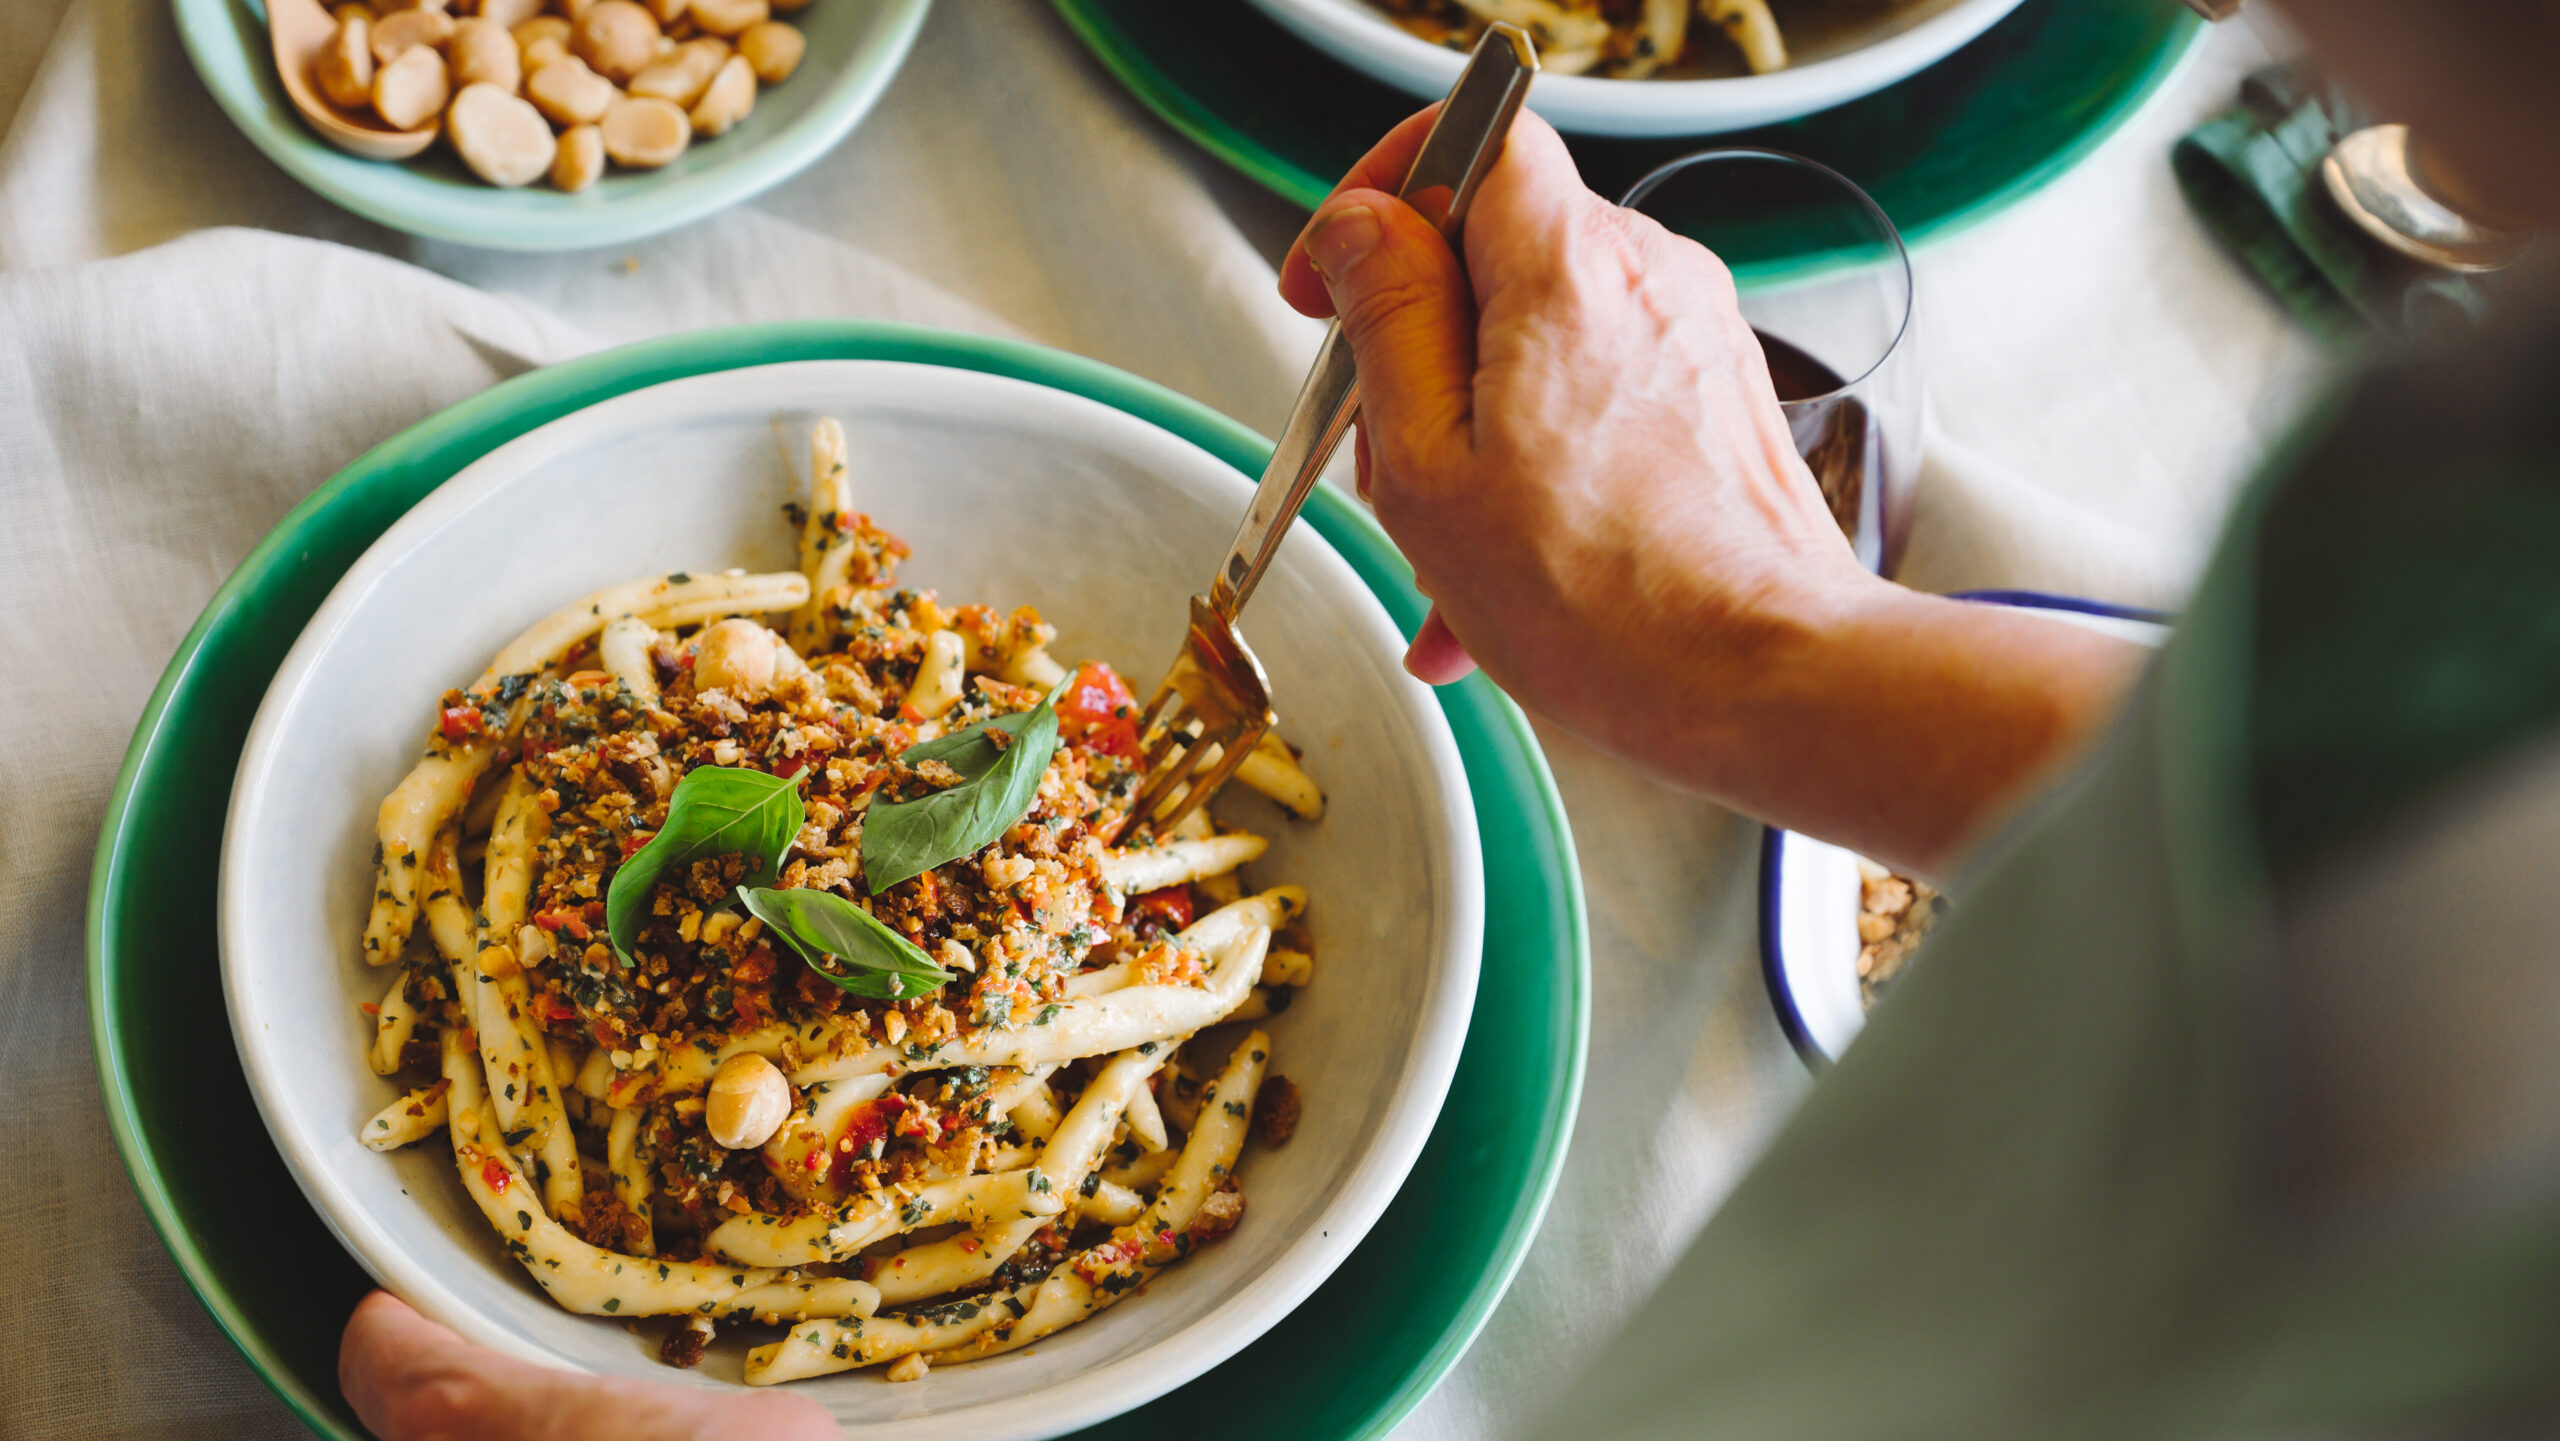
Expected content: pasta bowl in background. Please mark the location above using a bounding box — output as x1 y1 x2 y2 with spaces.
1239 0 2031 136
218 359 1484 1434
1759 592 2167 1065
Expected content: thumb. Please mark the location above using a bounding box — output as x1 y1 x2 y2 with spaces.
340 1290 836 1441
1301 191 1475 486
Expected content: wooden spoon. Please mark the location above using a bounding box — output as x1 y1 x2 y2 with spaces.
267 0 438 160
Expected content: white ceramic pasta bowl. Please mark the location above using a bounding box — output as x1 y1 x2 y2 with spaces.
1242 0 2027 136
220 360 1484 1436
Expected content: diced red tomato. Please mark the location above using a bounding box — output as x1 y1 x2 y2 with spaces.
774 754 809 781
1074 1234 1145 1281
830 1098 900 1182
439 705 484 742
620 831 654 858
481 1159 512 1194
533 908 591 940
1056 663 1141 758
1132 885 1196 930
358 1002 381 1017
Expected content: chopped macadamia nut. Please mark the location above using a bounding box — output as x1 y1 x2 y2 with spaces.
368 5 452 64
684 0 764 37
550 122 604 191
599 94 690 167
685 53 753 136
626 36 726 106
369 42 449 128
313 15 375 109
526 53 617 125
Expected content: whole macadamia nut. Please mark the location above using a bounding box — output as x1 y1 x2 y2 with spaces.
572 0 660 82
690 618 779 697
445 17 521 93
705 1053 792 1151
447 82 555 186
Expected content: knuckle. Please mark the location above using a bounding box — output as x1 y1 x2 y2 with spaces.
1338 266 1449 338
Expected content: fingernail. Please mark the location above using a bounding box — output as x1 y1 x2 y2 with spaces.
1307 205 1382 283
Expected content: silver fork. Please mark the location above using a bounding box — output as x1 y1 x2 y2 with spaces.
1124 23 1539 836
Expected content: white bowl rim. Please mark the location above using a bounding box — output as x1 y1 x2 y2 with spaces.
1239 0 2030 136
218 358 1485 1437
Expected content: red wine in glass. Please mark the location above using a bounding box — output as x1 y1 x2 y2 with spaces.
1757 329 1877 553
1621 149 1921 575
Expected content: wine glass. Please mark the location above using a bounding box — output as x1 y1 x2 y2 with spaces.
1620 149 1922 577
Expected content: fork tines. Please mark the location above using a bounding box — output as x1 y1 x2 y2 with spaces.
1125 596 1275 838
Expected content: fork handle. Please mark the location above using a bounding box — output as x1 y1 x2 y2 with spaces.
1205 25 1539 624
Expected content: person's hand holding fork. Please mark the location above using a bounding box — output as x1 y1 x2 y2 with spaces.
1282 107 2139 870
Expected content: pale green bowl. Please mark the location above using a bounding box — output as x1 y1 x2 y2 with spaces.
172 0 930 248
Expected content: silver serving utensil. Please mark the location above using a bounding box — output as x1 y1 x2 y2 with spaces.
2323 123 2533 274
1123 23 1538 836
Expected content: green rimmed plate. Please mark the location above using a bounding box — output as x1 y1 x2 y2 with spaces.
1050 0 2204 245
88 321 1588 1439
173 0 930 249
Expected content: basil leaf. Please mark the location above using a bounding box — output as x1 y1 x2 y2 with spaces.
739 886 952 1000
606 766 804 965
862 679 1069 895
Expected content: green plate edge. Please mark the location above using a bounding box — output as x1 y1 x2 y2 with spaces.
87 320 1591 1439
1048 0 2206 250
169 0 931 250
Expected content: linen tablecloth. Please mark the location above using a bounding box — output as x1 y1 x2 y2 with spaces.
0 2 2323 1435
